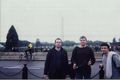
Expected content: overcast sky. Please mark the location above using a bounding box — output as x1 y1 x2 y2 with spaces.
1 0 120 43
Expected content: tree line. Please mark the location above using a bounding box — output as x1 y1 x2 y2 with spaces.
0 25 120 52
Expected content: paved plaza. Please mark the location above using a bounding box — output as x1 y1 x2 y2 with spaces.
0 60 101 79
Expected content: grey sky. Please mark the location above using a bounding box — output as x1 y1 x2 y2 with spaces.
1 0 120 43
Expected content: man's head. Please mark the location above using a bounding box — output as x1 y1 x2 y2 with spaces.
54 38 62 48
100 43 110 54
79 36 87 46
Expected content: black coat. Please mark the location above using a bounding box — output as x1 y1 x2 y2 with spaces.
44 47 69 76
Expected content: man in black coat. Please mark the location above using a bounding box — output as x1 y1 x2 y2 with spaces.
44 38 69 79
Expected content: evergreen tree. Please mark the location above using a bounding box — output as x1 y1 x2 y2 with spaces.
5 25 19 52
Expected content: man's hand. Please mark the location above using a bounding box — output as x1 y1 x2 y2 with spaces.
73 63 77 69
88 61 91 66
44 75 49 79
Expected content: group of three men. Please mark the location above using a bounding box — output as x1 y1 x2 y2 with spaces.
44 36 120 79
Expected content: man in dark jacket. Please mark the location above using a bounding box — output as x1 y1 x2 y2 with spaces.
71 36 96 79
44 38 69 79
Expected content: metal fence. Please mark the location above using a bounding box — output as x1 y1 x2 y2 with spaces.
0 63 104 79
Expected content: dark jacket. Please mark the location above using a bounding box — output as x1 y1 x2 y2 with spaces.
44 47 69 76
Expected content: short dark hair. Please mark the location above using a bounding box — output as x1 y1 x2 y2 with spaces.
55 38 62 43
100 43 110 49
80 36 87 41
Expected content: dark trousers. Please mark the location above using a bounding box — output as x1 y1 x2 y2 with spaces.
48 70 66 79
49 74 65 79
69 64 76 79
75 66 91 79
25 49 32 60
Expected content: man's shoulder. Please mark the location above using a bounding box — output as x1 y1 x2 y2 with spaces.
73 46 79 50
110 51 116 54
112 52 120 68
112 52 120 61
112 52 120 58
85 46 93 51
